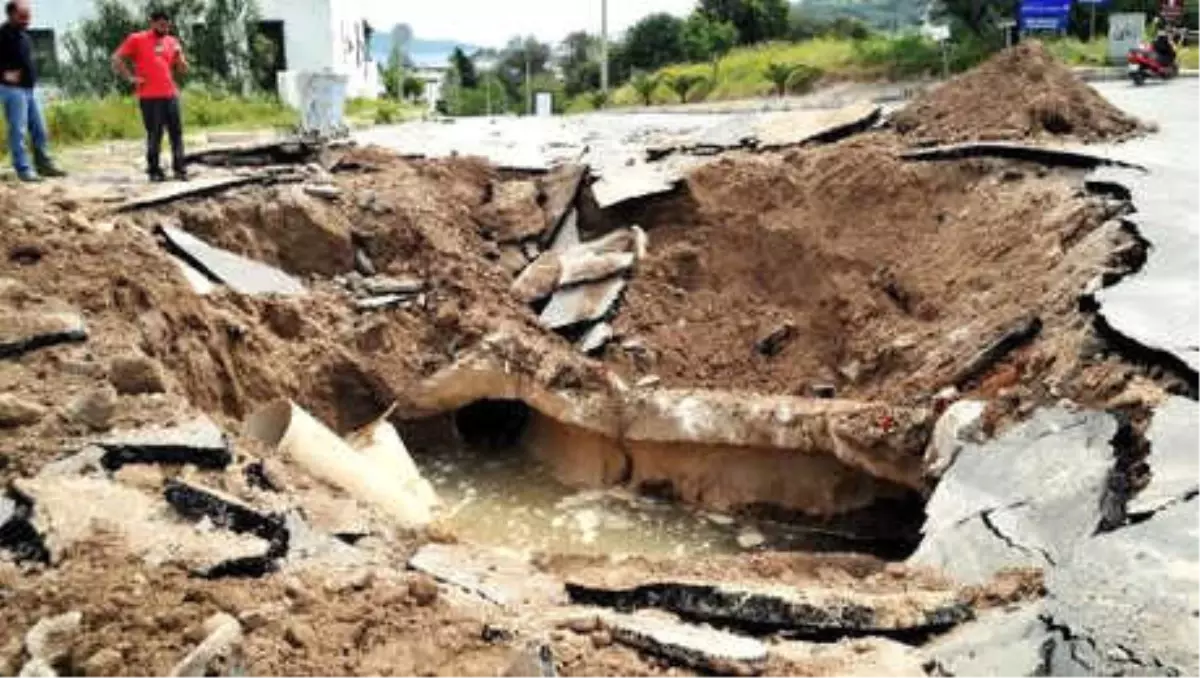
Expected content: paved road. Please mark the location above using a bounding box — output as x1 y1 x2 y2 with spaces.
1087 79 1200 373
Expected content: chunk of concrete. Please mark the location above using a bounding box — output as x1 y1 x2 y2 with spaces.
1127 397 1199 516
558 250 635 288
157 225 306 296
18 658 56 677
512 253 563 304
407 543 566 608
922 400 986 480
603 611 767 674
538 277 626 330
96 416 231 471
0 311 87 360
359 275 424 297
1044 499 1199 676
565 577 969 635
911 407 1120 585
576 322 613 355
548 208 580 253
170 613 243 677
0 394 47 428
922 603 1052 677
539 164 586 245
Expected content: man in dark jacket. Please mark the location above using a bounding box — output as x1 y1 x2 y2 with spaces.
0 0 66 182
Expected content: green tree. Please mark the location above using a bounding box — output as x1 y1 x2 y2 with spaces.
495 36 552 105
667 72 704 102
559 31 601 97
698 0 790 44
381 44 405 98
763 61 797 96
630 72 660 105
450 47 478 88
930 0 1017 38
624 13 687 70
402 75 425 100
683 12 738 62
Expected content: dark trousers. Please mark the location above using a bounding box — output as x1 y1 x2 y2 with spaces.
139 97 184 175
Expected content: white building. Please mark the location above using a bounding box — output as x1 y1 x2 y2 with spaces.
28 0 381 105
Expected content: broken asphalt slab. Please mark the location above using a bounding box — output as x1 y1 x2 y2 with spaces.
0 490 50 563
539 164 587 248
899 142 1146 171
156 224 306 296
538 277 627 330
910 407 1121 585
754 103 883 149
565 577 970 636
407 543 566 608
1044 498 1199 676
591 165 681 210
115 175 265 212
94 416 231 472
1127 396 1199 517
0 310 87 360
922 603 1052 677
603 611 767 675
164 479 289 554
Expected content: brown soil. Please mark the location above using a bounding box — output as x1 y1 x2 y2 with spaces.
607 135 1157 414
0 107 1169 675
891 41 1146 143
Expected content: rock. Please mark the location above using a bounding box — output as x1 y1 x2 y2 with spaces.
772 637 926 677
1044 499 1199 676
408 574 440 606
911 407 1120 585
810 384 836 399
922 603 1051 676
502 641 556 677
302 184 341 200
408 543 566 607
591 629 613 648
171 613 243 676
25 611 82 666
1127 397 1199 516
539 164 587 246
113 464 165 491
65 386 118 432
735 527 766 549
922 400 986 480
359 275 424 297
18 658 56 677
107 354 167 395
283 622 316 650
0 310 87 359
81 648 123 677
557 249 635 288
566 615 600 634
604 611 767 674
353 248 376 276
547 209 580 252
65 213 92 232
497 246 528 276
755 322 795 357
0 394 47 429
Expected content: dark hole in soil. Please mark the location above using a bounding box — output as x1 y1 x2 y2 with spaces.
454 399 532 449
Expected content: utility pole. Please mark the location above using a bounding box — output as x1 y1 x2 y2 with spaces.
523 48 532 115
600 0 610 93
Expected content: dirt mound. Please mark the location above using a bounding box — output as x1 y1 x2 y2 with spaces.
607 136 1156 410
891 41 1145 143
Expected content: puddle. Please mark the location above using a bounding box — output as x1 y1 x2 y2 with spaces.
418 441 873 558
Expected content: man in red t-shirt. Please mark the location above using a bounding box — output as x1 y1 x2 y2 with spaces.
111 9 189 182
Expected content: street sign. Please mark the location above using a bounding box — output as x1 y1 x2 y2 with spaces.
922 23 952 41
1109 12 1146 60
1019 0 1073 31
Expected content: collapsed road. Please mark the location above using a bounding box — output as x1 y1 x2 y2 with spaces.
0 42 1197 676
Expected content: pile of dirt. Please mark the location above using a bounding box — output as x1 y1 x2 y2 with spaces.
891 41 1146 143
606 136 1161 414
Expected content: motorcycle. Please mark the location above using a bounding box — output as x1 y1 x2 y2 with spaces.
1127 42 1180 85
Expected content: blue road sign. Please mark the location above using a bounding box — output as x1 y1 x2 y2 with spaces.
1020 0 1074 31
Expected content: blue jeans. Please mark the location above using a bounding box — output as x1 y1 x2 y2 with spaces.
0 85 50 176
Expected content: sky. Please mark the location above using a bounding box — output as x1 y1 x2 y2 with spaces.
363 0 698 48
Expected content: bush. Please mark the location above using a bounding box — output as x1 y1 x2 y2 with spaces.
852 34 944 79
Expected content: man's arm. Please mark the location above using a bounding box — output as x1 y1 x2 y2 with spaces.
174 46 188 75
111 36 141 85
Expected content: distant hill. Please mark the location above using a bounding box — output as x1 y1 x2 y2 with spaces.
792 0 929 31
370 34 485 68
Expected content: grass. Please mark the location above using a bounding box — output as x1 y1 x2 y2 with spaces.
602 34 987 109
1045 37 1200 69
2 91 421 163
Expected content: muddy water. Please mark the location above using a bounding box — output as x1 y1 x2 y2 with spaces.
418 442 869 558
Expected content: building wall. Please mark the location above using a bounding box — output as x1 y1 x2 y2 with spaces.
29 0 379 102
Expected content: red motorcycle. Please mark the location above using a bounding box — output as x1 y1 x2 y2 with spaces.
1127 39 1180 85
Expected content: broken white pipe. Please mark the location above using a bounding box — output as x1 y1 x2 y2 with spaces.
346 407 440 510
170 613 242 677
244 400 436 527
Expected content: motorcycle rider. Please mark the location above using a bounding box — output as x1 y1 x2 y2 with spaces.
1151 20 1178 67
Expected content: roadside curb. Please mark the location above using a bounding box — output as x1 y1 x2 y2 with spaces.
1073 67 1200 82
